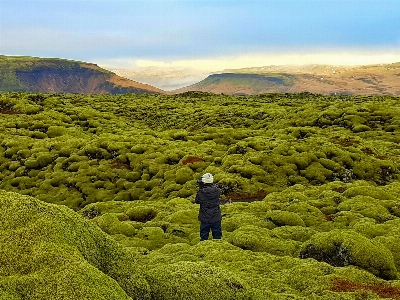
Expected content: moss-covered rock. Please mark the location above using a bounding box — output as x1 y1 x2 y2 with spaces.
337 196 393 222
0 190 134 299
265 210 306 227
229 225 301 256
94 213 136 237
222 213 273 232
142 261 250 300
300 229 397 280
270 226 317 242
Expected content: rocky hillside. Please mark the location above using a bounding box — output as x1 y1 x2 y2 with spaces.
174 63 400 95
0 55 165 94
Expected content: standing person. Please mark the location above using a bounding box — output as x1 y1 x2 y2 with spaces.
195 173 222 241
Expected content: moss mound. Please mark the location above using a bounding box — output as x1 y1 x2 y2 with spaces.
300 229 397 280
142 261 249 300
265 210 306 227
0 190 136 299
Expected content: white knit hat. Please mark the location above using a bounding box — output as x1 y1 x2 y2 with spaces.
201 173 214 183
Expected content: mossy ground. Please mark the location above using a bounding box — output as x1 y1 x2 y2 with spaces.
2 92 400 299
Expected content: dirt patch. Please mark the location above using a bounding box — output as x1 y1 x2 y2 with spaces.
375 155 389 160
332 187 347 193
223 190 267 203
182 156 204 165
361 148 374 155
331 278 400 299
0 101 20 114
330 136 360 147
362 148 389 160
324 214 335 221
111 160 132 170
117 214 130 221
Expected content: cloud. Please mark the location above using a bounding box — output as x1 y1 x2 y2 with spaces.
97 48 400 73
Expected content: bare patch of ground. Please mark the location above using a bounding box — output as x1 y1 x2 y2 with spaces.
331 278 400 299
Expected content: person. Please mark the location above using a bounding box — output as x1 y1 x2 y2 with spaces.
195 173 222 241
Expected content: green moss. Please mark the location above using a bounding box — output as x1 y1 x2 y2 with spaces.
165 209 198 225
300 229 397 280
126 206 158 222
24 158 39 169
343 186 394 200
319 158 342 171
8 162 21 171
29 131 47 139
265 210 306 227
94 213 136 237
124 226 184 250
46 126 67 137
338 196 393 222
229 225 300 256
9 176 36 189
128 187 146 200
126 171 141 182
222 213 273 232
3 92 400 298
271 226 317 242
352 124 371 132
374 235 400 269
332 211 370 228
300 162 333 183
0 190 135 299
175 167 194 184
35 152 56 168
142 261 250 300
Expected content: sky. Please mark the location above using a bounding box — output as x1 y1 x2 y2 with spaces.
1 0 400 73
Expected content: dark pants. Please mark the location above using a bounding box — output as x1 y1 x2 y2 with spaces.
200 221 222 241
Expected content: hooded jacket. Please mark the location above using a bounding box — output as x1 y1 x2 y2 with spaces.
195 184 221 223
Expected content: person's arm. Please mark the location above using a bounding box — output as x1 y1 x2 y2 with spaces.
195 191 200 204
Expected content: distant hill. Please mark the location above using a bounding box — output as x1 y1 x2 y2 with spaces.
173 63 400 95
111 66 210 91
0 55 165 94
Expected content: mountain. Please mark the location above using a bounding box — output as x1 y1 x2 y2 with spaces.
173 63 400 95
111 66 209 91
0 55 165 94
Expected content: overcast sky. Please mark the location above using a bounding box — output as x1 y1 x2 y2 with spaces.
1 0 400 71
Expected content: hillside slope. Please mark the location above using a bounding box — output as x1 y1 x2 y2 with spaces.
0 55 165 94
174 63 400 95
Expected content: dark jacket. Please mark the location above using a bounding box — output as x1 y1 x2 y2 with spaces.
195 184 221 223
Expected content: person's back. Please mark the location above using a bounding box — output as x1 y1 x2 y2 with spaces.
195 173 222 241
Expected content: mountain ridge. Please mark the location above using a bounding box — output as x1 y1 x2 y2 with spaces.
0 55 165 94
173 62 400 95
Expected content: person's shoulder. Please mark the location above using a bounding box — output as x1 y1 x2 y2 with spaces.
214 186 220 192
204 184 218 190
209 185 220 194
